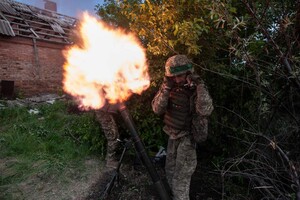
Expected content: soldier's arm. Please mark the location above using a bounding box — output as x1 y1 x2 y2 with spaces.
195 83 214 116
151 85 170 115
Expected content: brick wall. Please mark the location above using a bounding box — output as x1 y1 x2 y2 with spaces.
0 36 69 98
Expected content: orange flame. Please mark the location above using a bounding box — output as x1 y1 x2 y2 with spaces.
63 12 150 109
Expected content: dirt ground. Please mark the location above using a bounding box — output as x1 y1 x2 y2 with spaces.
1 149 220 200
86 148 220 200
0 157 105 200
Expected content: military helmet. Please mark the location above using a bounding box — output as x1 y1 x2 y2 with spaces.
165 55 194 77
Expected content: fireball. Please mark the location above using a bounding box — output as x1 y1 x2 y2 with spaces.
63 12 150 109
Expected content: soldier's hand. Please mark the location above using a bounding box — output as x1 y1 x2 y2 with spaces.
163 76 174 90
186 74 201 85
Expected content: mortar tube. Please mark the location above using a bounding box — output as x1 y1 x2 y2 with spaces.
118 102 171 200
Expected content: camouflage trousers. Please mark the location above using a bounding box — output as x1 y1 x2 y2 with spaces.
95 111 119 168
165 135 197 200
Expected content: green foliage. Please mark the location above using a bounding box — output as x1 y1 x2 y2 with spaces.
96 0 217 56
96 0 300 198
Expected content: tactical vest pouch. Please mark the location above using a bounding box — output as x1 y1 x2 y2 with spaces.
191 115 208 143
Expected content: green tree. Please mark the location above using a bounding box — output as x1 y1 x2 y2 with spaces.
96 0 300 198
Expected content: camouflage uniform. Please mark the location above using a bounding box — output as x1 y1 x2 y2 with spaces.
152 55 213 200
95 110 119 169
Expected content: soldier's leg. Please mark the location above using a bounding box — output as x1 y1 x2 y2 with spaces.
165 138 179 190
95 111 119 169
171 136 197 200
106 138 119 168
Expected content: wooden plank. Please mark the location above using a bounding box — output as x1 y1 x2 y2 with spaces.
3 13 50 26
9 21 30 27
11 23 70 40
13 33 70 44
35 31 69 39
3 13 72 36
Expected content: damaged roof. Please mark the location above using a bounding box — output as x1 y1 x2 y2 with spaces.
0 0 77 44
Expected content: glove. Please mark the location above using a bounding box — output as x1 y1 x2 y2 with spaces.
186 74 201 85
163 76 174 90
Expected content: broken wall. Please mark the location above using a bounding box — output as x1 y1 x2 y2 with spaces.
0 36 67 98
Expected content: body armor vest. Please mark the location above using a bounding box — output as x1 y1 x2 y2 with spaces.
164 85 196 130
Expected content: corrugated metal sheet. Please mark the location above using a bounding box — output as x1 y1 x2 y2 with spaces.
52 13 77 27
53 18 71 27
36 13 53 23
11 1 32 14
0 0 77 44
0 2 17 15
0 19 15 36
50 22 65 34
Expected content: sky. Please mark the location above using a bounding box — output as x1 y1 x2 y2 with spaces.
14 0 104 18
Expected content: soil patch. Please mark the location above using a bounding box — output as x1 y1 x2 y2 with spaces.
0 157 104 200
1 151 220 200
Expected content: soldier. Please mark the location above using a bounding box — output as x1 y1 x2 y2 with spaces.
95 108 119 169
152 55 213 200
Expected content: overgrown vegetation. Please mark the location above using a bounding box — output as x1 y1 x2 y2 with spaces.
96 0 300 199
2 0 300 199
0 101 106 199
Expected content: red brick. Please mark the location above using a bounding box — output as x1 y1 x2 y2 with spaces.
0 36 70 97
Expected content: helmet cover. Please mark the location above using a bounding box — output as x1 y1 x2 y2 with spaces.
165 55 193 77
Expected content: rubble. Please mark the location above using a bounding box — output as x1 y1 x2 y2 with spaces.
1 94 66 108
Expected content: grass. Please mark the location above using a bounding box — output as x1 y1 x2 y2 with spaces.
0 100 106 198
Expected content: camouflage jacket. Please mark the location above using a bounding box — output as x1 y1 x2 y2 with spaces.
152 79 213 142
